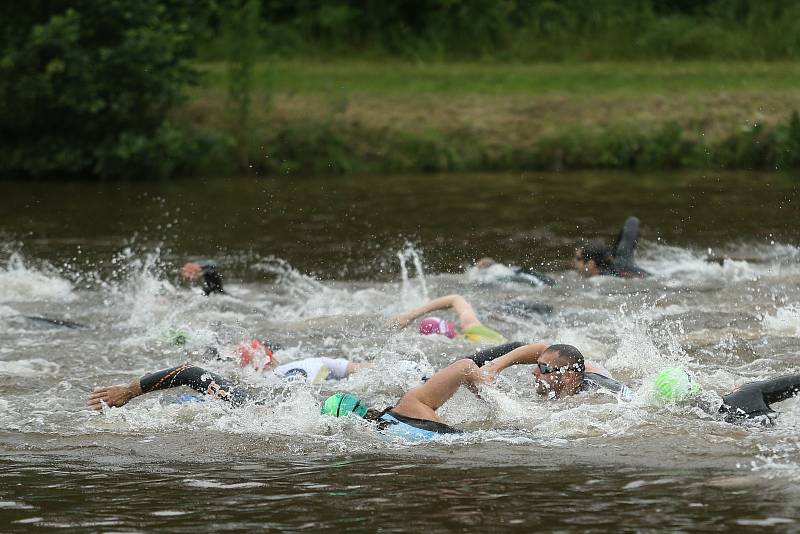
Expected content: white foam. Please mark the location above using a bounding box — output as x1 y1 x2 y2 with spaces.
0 254 74 303
0 359 60 377
763 305 800 336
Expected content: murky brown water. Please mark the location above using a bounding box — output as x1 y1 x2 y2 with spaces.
1 171 800 531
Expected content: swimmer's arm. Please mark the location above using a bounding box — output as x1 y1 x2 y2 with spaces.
345 361 374 376
87 377 143 410
87 365 192 410
386 294 481 330
759 374 800 405
481 343 549 377
88 365 242 410
613 216 640 262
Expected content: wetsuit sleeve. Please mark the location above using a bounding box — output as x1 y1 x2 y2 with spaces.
514 268 558 287
199 262 225 295
760 374 800 405
612 216 640 265
139 364 247 405
719 374 800 421
469 341 525 367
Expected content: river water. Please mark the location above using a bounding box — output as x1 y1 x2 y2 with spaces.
1 171 799 531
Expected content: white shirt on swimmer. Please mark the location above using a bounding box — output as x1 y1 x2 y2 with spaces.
273 357 350 384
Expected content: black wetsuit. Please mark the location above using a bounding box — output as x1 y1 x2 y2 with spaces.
580 372 633 401
10 315 85 329
718 374 800 423
139 364 250 406
605 216 649 278
505 268 558 288
196 261 225 295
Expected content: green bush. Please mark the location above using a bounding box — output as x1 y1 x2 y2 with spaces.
0 1 213 178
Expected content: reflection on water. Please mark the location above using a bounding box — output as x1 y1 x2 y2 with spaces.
1 171 800 530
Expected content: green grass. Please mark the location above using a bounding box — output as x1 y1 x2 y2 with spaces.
196 60 800 96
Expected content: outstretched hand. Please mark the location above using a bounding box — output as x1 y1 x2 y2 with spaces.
385 312 412 330
86 385 136 411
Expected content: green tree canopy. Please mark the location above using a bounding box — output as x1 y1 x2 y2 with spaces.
0 1 214 178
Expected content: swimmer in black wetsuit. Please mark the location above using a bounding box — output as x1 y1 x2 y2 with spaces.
87 363 251 409
181 261 225 295
471 342 800 424
574 216 649 278
87 339 375 410
472 257 557 288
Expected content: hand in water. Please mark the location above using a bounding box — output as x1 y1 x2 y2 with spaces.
87 385 136 410
180 262 202 281
478 363 500 384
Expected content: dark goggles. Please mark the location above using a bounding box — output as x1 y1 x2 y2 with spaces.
537 362 583 375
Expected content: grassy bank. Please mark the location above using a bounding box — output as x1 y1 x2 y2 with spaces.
176 61 800 175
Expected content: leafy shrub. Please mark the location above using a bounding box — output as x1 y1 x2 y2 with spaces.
0 1 212 178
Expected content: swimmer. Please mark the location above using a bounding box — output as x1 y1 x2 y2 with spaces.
654 368 800 424
86 339 373 410
6 314 85 329
574 216 649 278
322 342 620 438
387 294 507 344
181 260 225 295
468 342 632 400
472 257 557 288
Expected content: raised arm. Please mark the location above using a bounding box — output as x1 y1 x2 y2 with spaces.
481 343 550 377
386 294 481 330
612 216 640 264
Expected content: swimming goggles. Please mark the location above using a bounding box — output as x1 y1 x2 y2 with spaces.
537 362 579 375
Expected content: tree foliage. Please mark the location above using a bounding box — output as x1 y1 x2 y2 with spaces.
231 0 800 61
0 1 215 178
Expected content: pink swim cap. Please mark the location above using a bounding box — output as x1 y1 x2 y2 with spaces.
418 317 457 338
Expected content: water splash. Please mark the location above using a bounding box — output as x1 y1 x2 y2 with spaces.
0 253 74 303
397 243 428 304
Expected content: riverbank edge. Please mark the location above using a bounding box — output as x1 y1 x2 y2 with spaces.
179 110 800 178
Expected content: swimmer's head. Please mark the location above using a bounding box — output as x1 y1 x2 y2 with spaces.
419 317 457 338
180 262 203 281
574 240 611 277
236 339 277 371
321 393 369 418
533 344 586 398
476 257 497 270
653 368 701 403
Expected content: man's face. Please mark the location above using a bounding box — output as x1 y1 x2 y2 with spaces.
533 350 581 398
573 248 599 277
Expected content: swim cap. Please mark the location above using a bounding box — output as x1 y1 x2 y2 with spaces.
418 317 457 338
321 393 369 418
236 339 274 371
163 328 190 346
653 368 702 403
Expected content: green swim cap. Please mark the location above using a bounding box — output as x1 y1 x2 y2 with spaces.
162 328 190 346
653 368 702 403
321 393 368 418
